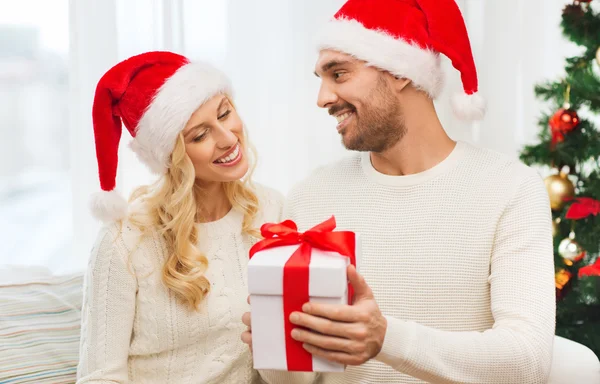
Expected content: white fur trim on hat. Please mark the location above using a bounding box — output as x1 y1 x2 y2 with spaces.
130 62 233 174
450 91 486 121
89 189 128 222
316 18 444 99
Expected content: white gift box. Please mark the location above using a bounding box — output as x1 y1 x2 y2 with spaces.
248 238 360 372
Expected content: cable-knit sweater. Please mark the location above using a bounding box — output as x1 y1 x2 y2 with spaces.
260 141 556 384
76 184 283 384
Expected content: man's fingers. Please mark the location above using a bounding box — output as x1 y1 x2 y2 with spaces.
347 265 374 301
302 343 361 366
301 302 365 323
291 328 361 355
290 312 356 338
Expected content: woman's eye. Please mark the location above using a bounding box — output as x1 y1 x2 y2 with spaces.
193 132 207 142
218 110 231 120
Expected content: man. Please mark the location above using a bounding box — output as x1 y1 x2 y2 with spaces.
243 0 557 382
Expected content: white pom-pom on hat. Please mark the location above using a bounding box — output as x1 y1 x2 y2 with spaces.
451 91 486 121
89 190 128 222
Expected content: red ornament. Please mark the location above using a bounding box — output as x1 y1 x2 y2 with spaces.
578 257 600 278
549 108 580 147
577 0 593 3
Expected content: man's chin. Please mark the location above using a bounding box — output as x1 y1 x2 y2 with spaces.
340 128 367 151
341 136 364 152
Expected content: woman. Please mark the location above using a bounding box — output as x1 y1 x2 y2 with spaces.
77 51 283 383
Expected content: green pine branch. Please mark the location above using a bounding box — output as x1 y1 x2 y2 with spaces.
519 118 600 170
567 63 600 111
561 4 600 48
534 65 600 113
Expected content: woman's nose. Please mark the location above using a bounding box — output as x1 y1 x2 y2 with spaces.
215 124 238 149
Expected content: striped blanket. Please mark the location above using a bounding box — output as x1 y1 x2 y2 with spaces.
0 267 83 384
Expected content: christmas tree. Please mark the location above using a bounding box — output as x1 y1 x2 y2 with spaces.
519 0 600 357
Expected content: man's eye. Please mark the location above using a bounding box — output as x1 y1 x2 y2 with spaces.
334 72 346 80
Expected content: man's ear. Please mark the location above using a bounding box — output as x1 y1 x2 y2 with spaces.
393 76 412 92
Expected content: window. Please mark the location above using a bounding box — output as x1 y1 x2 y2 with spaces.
0 0 71 272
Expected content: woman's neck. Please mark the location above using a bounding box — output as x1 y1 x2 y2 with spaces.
195 181 232 223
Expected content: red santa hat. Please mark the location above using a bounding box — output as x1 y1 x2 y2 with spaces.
90 51 232 222
316 0 485 121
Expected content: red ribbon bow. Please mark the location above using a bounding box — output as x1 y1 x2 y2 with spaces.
565 197 600 220
249 216 356 371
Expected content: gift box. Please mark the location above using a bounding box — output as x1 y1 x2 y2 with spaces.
248 216 360 372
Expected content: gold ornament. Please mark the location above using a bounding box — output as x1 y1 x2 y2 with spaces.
596 47 600 66
555 269 572 290
558 231 585 265
544 171 575 211
552 218 561 237
555 268 573 300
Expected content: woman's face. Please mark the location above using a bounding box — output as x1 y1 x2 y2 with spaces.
181 94 249 183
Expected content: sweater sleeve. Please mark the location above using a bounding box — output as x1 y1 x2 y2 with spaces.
374 170 556 383
77 223 138 384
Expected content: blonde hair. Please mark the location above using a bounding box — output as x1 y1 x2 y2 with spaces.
128 129 260 310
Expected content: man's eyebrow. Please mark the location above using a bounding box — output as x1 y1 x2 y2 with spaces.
314 60 351 77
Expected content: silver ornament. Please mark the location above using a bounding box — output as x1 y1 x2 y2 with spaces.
558 231 583 261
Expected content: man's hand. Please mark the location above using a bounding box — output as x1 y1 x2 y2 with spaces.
289 265 387 366
241 296 253 351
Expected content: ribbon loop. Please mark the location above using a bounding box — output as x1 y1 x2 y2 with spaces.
259 220 299 239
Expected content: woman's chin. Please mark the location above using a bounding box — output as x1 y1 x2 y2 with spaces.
215 159 249 182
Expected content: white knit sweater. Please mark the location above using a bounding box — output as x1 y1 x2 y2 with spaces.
77 184 283 384
260 141 556 384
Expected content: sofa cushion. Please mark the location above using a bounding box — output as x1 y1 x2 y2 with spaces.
0 266 83 383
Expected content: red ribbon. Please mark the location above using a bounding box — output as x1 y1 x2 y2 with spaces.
565 197 600 220
249 216 356 371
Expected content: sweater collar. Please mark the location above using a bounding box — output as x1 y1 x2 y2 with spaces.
196 207 243 239
360 140 467 187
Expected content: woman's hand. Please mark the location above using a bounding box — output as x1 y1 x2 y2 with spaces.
241 296 253 351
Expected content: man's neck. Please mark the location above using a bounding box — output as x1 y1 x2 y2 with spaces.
369 106 455 176
195 181 232 222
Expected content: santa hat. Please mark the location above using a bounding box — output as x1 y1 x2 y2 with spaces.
90 51 232 222
316 0 485 121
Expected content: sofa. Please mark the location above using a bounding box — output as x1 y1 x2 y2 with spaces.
1 266 599 384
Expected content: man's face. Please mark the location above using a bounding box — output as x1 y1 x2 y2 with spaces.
314 50 405 152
